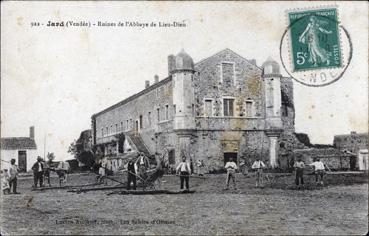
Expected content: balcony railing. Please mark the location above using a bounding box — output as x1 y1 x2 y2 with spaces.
156 120 174 133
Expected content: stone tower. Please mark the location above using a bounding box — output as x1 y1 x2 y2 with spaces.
168 49 196 162
262 57 283 168
169 49 196 130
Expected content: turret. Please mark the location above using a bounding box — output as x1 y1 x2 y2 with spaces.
262 57 282 129
262 57 283 168
171 49 195 130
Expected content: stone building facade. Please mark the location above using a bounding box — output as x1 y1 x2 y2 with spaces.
334 131 368 170
91 49 297 172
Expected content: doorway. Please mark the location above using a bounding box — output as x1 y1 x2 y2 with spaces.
135 120 139 132
224 152 237 165
18 150 27 172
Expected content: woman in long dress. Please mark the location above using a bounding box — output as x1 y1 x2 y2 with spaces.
298 15 332 66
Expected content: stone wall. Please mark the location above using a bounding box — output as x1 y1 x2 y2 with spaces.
190 130 270 173
334 132 368 154
294 148 352 170
93 78 174 154
194 49 264 118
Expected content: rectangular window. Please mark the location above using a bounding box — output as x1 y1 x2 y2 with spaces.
223 98 234 116
245 100 253 117
115 124 118 133
148 112 151 126
221 62 235 87
165 105 169 120
101 128 104 137
168 150 175 165
139 115 143 129
157 108 160 122
204 99 213 117
106 127 108 135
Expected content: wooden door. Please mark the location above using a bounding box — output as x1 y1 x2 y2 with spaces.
18 150 27 172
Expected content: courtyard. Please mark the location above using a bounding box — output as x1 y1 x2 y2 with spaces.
1 172 368 235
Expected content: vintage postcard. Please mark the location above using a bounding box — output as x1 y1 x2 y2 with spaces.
1 1 368 235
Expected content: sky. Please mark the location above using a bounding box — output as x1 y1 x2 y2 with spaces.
1 2 368 161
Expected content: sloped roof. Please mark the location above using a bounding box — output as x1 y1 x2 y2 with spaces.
195 48 262 70
0 137 37 150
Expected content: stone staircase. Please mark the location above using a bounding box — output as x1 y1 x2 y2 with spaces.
126 132 152 157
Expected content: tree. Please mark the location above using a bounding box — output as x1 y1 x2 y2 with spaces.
47 152 55 162
68 140 78 157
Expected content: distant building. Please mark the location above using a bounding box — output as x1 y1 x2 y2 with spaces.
91 49 303 172
0 126 38 172
334 131 368 170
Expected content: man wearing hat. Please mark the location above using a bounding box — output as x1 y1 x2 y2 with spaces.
127 158 138 190
32 156 44 188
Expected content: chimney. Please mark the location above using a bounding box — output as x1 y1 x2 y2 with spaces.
154 75 159 83
30 126 35 139
168 55 175 75
145 80 150 89
249 59 256 65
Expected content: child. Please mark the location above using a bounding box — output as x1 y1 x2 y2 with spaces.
309 158 325 186
1 169 10 195
97 158 107 185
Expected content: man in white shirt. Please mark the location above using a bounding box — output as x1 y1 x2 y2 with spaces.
136 153 150 181
176 156 191 190
251 158 266 187
9 159 20 194
57 161 70 186
309 158 325 186
224 158 238 190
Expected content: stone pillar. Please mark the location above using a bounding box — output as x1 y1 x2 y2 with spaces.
269 136 278 168
265 129 282 168
175 130 193 163
116 140 119 155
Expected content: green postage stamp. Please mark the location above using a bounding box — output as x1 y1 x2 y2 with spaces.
288 8 341 71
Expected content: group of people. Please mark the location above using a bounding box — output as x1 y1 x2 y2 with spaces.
1 159 20 194
293 156 326 188
125 151 163 190
31 156 70 188
171 155 328 191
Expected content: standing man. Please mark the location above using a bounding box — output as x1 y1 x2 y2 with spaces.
224 158 238 190
154 153 165 189
43 159 52 187
135 153 150 181
56 161 70 186
190 158 194 174
251 158 266 188
309 158 325 186
293 156 305 188
32 156 44 188
9 159 20 194
127 158 138 190
176 155 191 190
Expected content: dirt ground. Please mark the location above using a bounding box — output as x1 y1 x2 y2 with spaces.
1 172 368 235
